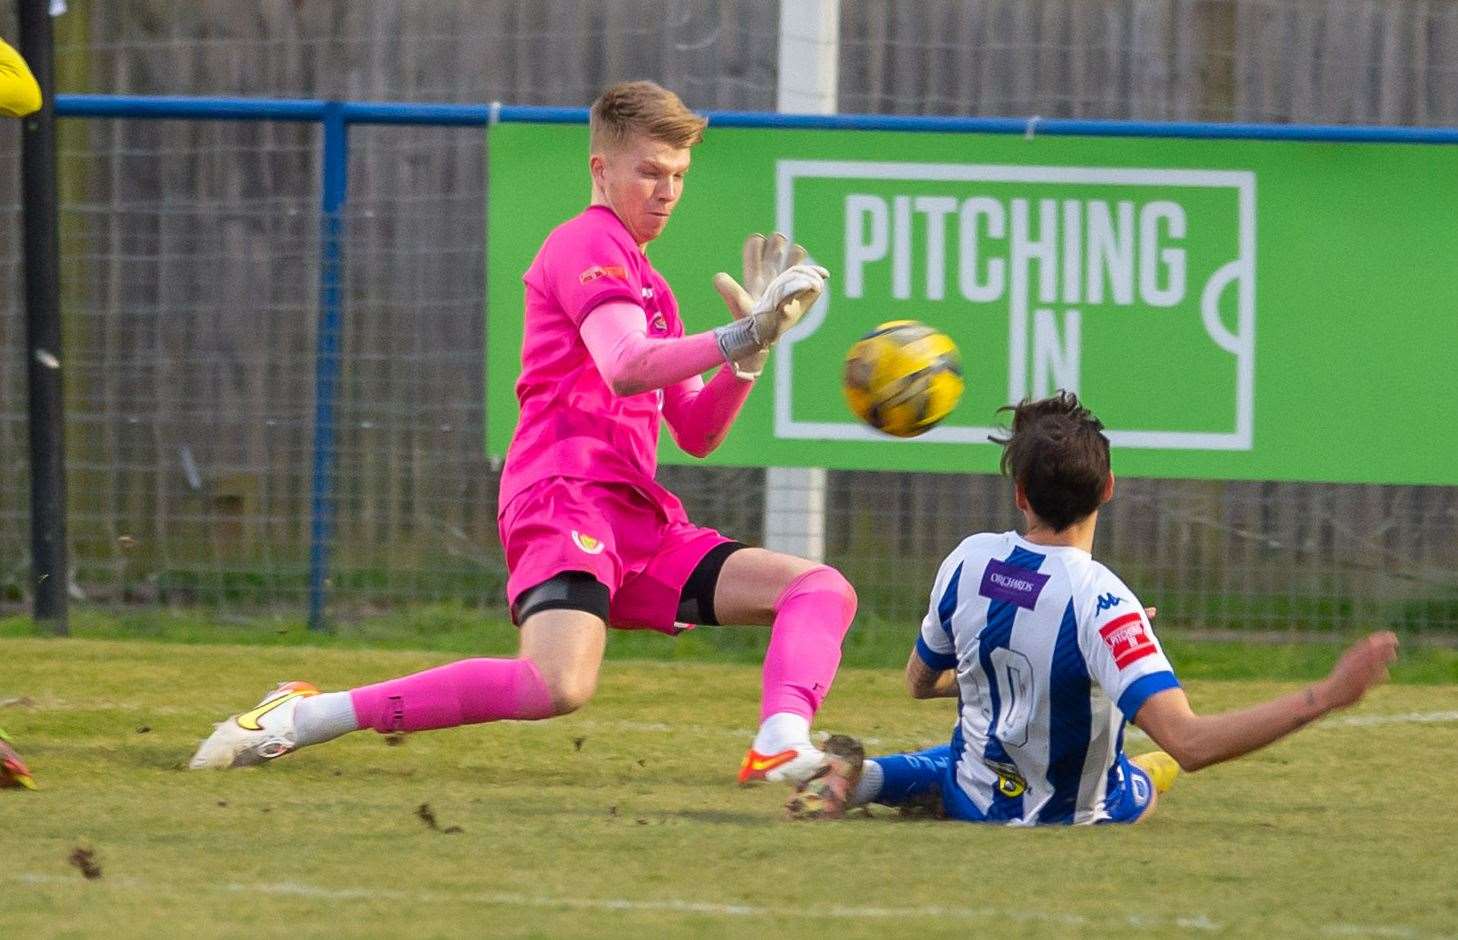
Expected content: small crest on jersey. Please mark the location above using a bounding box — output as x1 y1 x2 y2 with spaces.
1099 612 1156 669
579 264 627 284
649 311 667 333
570 530 606 555
1095 592 1124 613
997 770 1027 798
978 559 1049 610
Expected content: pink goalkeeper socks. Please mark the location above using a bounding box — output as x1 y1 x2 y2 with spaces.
759 566 857 722
348 657 556 734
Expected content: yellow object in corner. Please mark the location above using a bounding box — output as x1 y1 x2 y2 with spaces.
0 37 43 118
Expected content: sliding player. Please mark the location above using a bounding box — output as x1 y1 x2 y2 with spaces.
1 36 42 118
192 80 858 786
789 392 1397 824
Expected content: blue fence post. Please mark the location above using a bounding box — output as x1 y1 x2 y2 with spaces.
307 102 349 632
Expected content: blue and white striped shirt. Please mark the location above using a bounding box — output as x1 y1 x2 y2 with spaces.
917 531 1180 825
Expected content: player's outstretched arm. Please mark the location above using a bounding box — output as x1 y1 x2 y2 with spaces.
0 37 42 118
580 300 731 397
579 232 826 398
657 234 830 455
1133 632 1398 772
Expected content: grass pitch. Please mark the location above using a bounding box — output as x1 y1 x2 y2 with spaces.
3 637 1457 938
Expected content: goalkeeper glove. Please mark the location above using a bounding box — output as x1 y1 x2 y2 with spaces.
713 233 829 379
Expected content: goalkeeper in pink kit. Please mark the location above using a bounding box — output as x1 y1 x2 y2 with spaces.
191 81 856 786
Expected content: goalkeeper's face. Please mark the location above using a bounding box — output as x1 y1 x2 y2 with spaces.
590 134 692 247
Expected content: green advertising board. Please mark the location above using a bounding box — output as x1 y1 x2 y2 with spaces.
487 122 1458 485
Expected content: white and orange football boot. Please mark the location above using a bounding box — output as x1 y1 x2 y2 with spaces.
188 681 319 769
738 742 827 786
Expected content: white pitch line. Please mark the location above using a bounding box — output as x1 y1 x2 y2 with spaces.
13 873 1445 937
1328 710 1458 728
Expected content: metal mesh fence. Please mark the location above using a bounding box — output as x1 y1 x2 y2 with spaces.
1 0 1455 638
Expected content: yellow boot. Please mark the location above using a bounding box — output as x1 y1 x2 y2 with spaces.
1131 750 1180 795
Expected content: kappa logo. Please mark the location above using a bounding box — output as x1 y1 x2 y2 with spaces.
1098 612 1156 670
1095 593 1124 613
641 285 655 301
578 264 627 284
570 530 606 555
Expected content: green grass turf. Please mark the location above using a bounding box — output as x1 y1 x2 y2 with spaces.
4 606 1457 682
3 638 1457 937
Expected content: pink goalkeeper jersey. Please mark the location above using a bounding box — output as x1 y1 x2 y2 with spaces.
498 205 685 514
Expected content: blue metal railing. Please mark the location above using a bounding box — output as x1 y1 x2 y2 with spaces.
49 93 1458 630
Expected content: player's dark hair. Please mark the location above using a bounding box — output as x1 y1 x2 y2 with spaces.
590 80 707 152
989 391 1111 532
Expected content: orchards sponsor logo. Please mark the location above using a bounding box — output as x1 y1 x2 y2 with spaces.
571 530 606 555
978 558 1049 610
1098 612 1156 669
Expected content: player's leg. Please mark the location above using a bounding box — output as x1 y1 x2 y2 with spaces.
187 577 604 770
851 745 952 811
1102 753 1162 824
190 478 619 770
605 522 856 784
787 742 951 820
1132 778 1160 824
342 581 607 734
711 548 858 784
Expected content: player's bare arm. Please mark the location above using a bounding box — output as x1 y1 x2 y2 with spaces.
904 651 957 699
1134 631 1398 771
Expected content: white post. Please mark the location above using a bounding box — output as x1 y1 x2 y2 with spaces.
765 0 839 561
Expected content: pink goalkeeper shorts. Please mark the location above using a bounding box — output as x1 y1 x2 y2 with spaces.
499 476 735 634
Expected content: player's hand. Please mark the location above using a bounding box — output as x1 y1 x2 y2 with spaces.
746 263 828 346
714 230 802 379
741 232 806 297
1315 631 1398 711
712 272 763 378
712 233 825 379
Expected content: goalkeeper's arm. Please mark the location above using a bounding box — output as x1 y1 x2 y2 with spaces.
0 38 42 118
580 300 753 398
579 260 828 398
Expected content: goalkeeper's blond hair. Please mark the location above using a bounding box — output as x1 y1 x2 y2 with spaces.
589 81 707 153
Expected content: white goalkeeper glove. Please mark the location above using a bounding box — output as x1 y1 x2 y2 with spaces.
713 233 829 379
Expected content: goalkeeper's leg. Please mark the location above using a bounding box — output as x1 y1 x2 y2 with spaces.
190 579 605 769
706 549 857 785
